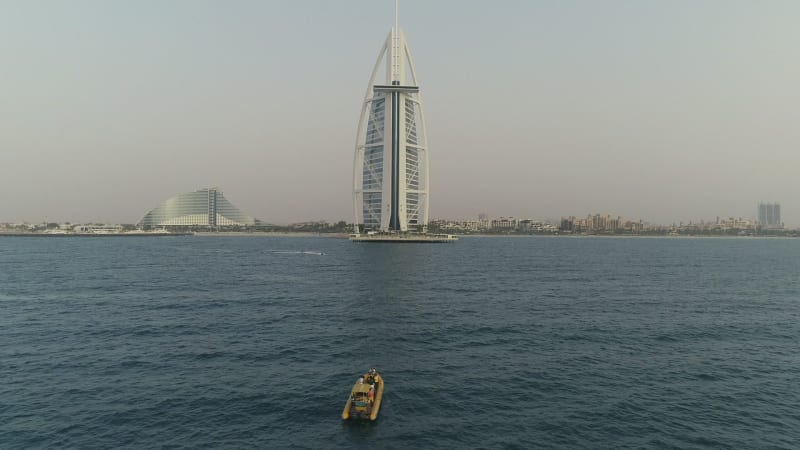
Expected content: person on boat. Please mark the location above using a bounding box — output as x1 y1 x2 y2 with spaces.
368 384 375 403
358 377 364 384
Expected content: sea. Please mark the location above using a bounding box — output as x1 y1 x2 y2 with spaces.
1 235 799 449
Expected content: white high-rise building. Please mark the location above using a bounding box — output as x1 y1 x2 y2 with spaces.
353 1 429 232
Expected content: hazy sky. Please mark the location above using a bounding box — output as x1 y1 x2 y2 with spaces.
2 0 799 225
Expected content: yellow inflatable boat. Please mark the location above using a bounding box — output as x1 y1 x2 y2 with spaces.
342 368 384 420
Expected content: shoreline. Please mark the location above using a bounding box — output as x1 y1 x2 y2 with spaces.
0 232 193 237
192 231 349 238
1 231 795 239
0 231 350 238
458 233 796 239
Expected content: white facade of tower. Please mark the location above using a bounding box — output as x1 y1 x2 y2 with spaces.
353 23 430 232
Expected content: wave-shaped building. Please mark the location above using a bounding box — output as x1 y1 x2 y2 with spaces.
138 187 259 229
352 2 429 232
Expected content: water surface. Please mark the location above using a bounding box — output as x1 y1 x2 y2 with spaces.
1 236 798 448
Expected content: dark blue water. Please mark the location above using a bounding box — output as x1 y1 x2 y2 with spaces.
1 236 799 449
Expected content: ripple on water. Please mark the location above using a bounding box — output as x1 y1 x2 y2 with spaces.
1 236 799 448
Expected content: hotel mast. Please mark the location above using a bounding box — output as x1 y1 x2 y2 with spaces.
353 0 430 232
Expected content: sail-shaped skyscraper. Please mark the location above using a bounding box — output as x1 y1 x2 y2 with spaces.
353 2 429 233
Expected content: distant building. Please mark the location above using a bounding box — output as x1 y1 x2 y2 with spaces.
352 10 429 232
714 217 755 231
758 202 782 229
561 214 645 233
491 217 518 231
560 217 575 232
586 213 622 232
73 224 123 233
518 219 558 233
138 187 259 229
429 218 482 232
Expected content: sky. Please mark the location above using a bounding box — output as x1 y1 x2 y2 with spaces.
1 0 799 226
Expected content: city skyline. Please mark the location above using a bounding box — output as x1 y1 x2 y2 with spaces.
2 1 799 225
2 201 787 232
